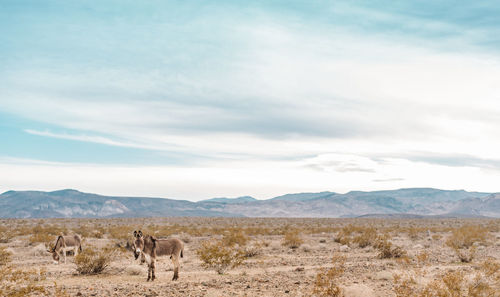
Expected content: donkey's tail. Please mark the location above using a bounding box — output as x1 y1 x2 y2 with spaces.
181 247 184 258
79 245 82 253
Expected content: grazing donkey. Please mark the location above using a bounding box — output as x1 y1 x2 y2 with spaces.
47 234 82 264
133 230 184 281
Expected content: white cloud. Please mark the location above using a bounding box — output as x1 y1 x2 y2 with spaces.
24 129 163 150
2 11 500 197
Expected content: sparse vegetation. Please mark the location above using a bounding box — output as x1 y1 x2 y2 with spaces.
415 251 429 267
0 246 12 266
196 239 246 274
377 238 406 259
28 232 53 247
446 225 489 249
446 225 489 263
53 282 71 297
312 254 346 297
75 246 114 275
394 266 500 297
0 226 13 243
0 266 47 297
282 229 303 249
334 225 392 249
0 217 498 296
222 228 249 247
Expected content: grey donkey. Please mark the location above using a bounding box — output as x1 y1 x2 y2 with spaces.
47 234 82 264
133 230 184 281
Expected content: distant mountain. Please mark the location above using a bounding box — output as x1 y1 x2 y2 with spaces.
0 189 233 218
0 188 498 218
270 192 336 202
201 196 257 204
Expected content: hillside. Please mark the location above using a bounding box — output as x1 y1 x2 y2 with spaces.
0 188 497 218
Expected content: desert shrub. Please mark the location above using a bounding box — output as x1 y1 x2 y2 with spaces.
446 225 489 263
73 226 92 238
311 254 346 297
377 239 406 259
394 265 499 297
75 246 114 275
416 251 429 267
28 232 53 247
0 266 46 297
282 229 303 249
393 274 417 297
106 225 134 241
0 226 13 243
243 246 260 258
222 228 248 247
334 224 358 245
53 282 70 297
480 259 500 278
334 225 390 249
0 247 12 266
406 227 424 241
333 233 350 245
92 230 104 239
32 224 68 237
244 226 271 236
446 225 489 249
352 227 379 248
243 241 264 258
196 239 246 274
455 246 476 263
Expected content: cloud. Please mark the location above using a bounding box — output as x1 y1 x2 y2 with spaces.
24 129 163 150
302 153 377 173
5 25 500 144
2 1 500 197
373 178 405 182
397 152 500 171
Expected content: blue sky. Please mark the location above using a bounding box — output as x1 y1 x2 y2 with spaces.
1 1 500 200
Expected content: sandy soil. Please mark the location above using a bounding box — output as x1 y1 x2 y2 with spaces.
1 218 499 297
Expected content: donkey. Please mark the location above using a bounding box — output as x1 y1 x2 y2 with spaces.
133 230 184 281
47 234 82 264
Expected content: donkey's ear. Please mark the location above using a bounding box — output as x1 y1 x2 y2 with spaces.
133 230 138 238
138 230 143 237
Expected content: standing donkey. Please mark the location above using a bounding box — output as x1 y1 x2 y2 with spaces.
133 230 184 281
47 234 82 264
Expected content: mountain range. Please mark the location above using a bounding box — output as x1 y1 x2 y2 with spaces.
0 188 499 218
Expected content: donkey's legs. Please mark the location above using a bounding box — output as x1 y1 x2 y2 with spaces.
63 249 67 264
172 254 180 280
151 260 156 281
147 264 151 281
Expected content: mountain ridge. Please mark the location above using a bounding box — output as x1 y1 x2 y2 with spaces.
0 188 498 218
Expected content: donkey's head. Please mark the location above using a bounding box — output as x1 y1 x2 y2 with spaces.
47 237 61 262
47 248 59 261
132 230 144 260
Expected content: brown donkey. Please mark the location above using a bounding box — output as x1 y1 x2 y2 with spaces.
47 234 82 264
133 230 184 281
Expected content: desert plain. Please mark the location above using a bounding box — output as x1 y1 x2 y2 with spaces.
1 217 499 297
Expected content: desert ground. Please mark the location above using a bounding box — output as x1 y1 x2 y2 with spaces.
0 217 499 297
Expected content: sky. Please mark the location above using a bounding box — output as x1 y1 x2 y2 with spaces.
1 0 500 200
